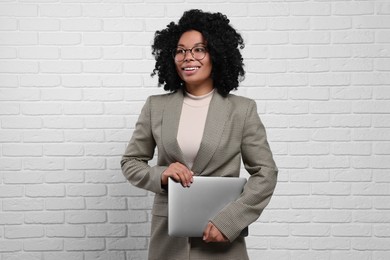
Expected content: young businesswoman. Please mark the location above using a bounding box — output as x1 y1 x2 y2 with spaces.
121 9 278 260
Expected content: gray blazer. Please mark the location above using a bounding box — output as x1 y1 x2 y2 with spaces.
121 90 278 260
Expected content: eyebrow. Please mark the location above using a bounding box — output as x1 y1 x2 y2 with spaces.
177 42 206 47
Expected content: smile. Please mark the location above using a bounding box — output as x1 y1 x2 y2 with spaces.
182 67 200 71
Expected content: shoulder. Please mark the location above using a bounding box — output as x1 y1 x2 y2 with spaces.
226 93 256 110
148 91 181 103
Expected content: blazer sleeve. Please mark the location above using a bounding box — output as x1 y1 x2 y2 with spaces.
210 99 278 242
120 97 168 194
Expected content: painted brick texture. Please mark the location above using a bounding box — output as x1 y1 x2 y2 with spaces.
0 1 389 259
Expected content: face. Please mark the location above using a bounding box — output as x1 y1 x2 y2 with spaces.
174 30 213 95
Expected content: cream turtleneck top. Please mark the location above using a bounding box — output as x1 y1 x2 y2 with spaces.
177 89 215 169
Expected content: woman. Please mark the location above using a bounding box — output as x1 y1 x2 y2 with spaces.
121 9 278 260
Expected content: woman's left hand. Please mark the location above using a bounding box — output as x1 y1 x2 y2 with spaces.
202 222 229 243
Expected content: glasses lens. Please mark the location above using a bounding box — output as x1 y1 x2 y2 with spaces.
192 47 206 60
173 48 185 62
172 47 207 62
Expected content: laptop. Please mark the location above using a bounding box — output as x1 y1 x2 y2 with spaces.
168 176 248 237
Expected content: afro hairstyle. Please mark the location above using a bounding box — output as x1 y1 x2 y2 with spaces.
151 9 245 97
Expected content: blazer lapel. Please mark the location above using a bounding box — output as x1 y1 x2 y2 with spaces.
192 92 230 174
161 90 187 165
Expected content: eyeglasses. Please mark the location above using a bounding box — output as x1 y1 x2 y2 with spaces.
172 46 208 62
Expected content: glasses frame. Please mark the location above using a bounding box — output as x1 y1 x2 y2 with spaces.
172 46 208 62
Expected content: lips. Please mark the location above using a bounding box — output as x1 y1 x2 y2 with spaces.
182 66 200 71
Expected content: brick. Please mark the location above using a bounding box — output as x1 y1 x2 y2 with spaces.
19 18 60 31
43 144 83 156
40 4 82 17
104 19 144 32
83 32 122 45
26 184 65 197
353 238 390 250
63 102 104 115
3 172 44 184
331 169 372 182
46 225 85 238
312 17 352 30
0 32 38 45
45 198 85 210
25 212 64 224
333 2 374 15
83 4 123 17
61 18 102 31
67 184 107 197
269 17 310 30
332 143 372 156
0 240 22 252
332 31 374 44
64 130 105 142
312 238 350 250
109 183 147 197
248 3 289 17
0 4 38 16
0 61 38 73
86 197 126 210
66 211 107 224
0 186 24 198
24 239 63 251
44 252 84 260
20 75 60 87
65 238 105 251
312 183 351 196
85 252 127 260
23 158 65 170
61 47 101 59
39 32 81 45
40 61 82 73
1 117 42 129
0 18 17 30
270 237 310 250
5 226 44 239
18 46 59 59
106 237 147 250
0 102 20 114
3 199 44 211
43 117 84 129
108 210 148 224
0 213 24 225
87 224 127 237
0 47 17 58
124 4 165 17
290 224 330 237
332 196 372 210
21 103 62 115
66 157 105 170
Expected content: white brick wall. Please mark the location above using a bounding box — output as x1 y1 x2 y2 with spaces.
0 1 389 259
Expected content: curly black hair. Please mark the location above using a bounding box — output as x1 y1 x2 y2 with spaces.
151 9 245 97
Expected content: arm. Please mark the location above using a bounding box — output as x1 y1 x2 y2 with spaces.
210 100 278 242
121 97 194 193
121 97 167 194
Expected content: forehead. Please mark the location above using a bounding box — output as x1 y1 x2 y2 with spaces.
177 30 206 47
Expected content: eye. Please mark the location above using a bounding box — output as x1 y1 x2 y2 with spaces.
193 47 206 53
175 48 186 55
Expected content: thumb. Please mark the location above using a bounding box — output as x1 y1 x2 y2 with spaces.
203 222 212 241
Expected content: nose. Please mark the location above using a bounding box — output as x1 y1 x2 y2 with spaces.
183 50 194 61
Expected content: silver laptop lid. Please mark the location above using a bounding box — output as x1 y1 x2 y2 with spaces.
168 176 247 237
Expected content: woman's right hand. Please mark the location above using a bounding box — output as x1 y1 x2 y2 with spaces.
161 162 193 187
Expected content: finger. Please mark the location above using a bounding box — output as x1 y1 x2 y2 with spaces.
174 166 193 187
203 222 212 242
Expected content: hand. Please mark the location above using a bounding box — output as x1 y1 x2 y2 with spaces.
203 222 229 243
161 162 193 187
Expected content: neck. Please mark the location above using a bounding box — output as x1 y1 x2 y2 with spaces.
185 80 214 96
